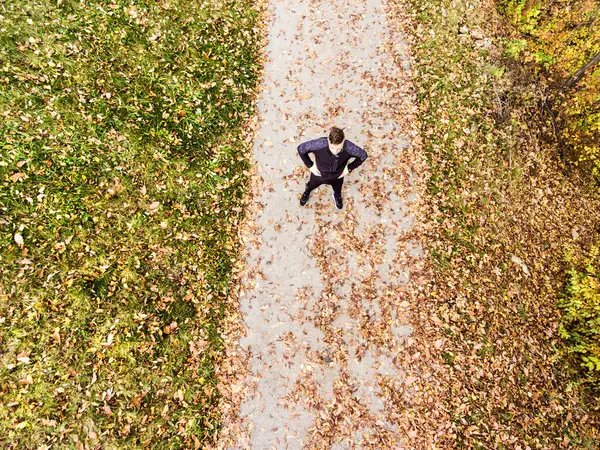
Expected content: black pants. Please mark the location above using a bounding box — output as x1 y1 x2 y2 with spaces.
304 174 344 196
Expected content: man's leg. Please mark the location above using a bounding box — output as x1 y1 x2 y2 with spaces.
300 174 323 206
330 178 344 209
330 178 344 196
304 173 323 195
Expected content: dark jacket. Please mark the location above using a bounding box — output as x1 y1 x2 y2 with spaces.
297 137 368 180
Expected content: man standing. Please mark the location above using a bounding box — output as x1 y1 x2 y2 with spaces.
297 127 368 210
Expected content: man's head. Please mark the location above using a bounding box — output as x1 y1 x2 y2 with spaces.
328 127 345 154
328 127 345 145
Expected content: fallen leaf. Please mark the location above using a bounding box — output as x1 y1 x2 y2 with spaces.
10 172 24 182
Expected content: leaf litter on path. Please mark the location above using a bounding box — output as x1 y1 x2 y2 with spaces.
216 0 434 448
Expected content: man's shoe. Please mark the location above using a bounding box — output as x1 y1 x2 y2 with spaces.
333 193 343 210
300 192 310 206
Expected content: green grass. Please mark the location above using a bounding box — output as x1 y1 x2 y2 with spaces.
0 0 262 447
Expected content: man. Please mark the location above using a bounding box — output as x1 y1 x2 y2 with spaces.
297 127 368 210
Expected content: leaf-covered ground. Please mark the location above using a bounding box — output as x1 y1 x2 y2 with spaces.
0 0 262 447
4 0 599 447
386 0 600 447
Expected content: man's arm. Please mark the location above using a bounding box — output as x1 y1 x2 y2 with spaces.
297 139 322 168
346 141 368 172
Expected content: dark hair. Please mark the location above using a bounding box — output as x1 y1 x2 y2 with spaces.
328 127 345 145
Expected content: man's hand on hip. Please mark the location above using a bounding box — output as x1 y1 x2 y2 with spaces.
309 165 322 177
338 165 350 179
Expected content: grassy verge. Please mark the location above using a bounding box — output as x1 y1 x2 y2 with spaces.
399 0 600 446
0 0 261 447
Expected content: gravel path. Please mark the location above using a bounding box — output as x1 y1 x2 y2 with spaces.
225 0 424 448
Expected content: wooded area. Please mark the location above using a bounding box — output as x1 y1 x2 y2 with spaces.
499 0 600 177
499 0 600 391
402 0 600 445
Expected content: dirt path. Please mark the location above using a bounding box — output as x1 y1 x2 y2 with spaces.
219 0 426 448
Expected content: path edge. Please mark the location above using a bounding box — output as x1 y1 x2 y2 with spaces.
211 0 271 447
